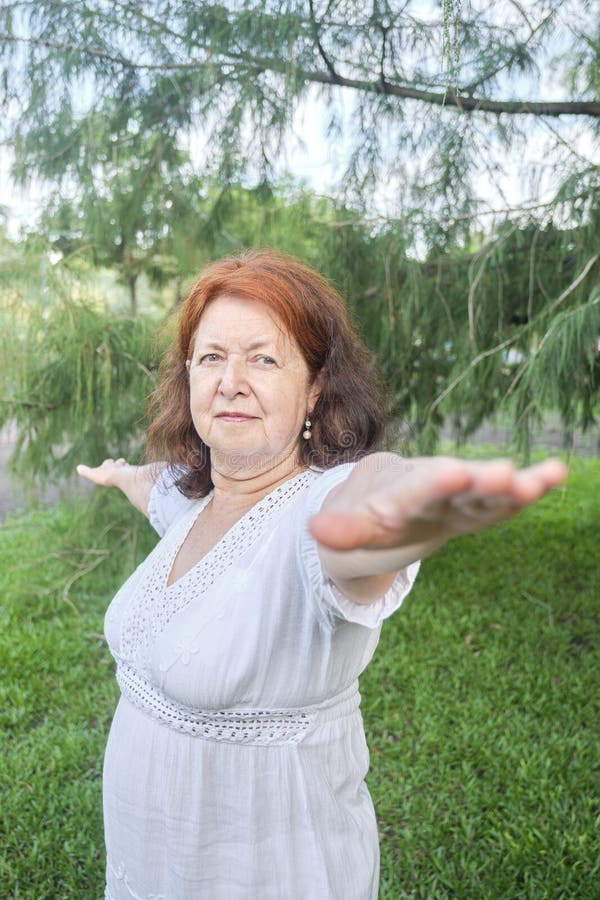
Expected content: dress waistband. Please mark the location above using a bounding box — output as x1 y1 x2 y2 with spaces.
116 663 360 746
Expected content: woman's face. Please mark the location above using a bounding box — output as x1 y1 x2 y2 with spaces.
187 295 320 471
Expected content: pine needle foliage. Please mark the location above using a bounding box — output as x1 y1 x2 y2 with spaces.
0 287 160 480
1 183 598 484
300 207 600 456
0 1 597 471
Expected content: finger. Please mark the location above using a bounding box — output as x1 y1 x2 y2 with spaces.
462 458 567 506
524 458 568 488
445 495 523 532
442 460 567 531
511 461 567 504
76 461 115 483
310 461 475 551
453 460 517 495
76 463 100 483
367 460 475 530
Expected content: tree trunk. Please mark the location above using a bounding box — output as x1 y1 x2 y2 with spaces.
171 275 184 312
128 275 138 317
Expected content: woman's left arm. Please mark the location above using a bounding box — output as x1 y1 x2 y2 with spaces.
310 453 568 604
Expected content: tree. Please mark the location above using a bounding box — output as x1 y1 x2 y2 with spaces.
0 285 160 479
0 186 366 480
1 1 598 242
33 124 211 314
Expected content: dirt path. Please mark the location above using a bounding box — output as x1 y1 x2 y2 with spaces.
440 414 599 457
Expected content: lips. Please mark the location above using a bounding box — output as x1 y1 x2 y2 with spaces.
216 413 257 422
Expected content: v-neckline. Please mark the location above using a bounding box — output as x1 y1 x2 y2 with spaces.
164 469 314 592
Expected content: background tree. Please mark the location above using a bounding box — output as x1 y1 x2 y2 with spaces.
0 1 598 465
1 1 598 239
3 183 597 482
35 127 209 314
0 233 160 478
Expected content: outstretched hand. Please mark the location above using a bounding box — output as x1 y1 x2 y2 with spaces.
310 455 568 555
76 458 162 516
76 458 131 488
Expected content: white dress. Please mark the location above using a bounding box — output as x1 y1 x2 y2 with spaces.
103 464 420 900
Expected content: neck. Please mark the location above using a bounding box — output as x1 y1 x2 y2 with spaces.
209 448 306 508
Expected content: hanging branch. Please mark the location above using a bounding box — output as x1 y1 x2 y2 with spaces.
442 0 462 95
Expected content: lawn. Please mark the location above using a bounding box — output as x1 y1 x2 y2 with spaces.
1 459 598 898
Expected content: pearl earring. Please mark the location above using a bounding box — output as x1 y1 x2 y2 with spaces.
303 416 312 440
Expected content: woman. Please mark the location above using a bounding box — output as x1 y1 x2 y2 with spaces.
78 250 566 900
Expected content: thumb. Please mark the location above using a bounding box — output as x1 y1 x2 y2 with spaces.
76 463 103 484
309 511 378 551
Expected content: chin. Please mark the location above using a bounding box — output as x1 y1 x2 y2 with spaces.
216 444 297 470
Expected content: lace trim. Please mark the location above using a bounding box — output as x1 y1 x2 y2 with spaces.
119 470 315 675
117 663 317 745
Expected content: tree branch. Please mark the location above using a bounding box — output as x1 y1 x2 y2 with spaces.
3 33 600 118
307 71 600 118
429 332 520 414
378 21 389 93
543 252 599 319
503 253 599 399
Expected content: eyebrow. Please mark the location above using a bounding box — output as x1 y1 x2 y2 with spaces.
196 339 275 352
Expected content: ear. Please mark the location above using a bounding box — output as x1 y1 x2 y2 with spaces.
308 369 324 410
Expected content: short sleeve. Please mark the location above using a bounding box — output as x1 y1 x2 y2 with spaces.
147 466 198 537
300 464 420 629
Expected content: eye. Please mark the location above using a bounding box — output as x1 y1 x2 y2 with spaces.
198 353 222 364
257 355 276 366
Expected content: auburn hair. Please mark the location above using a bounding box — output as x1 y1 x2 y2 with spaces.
146 249 388 497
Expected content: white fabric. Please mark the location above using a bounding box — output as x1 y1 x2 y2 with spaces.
146 465 195 538
103 464 420 899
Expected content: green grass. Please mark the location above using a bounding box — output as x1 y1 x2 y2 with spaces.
0 493 156 899
1 460 598 898
363 457 599 898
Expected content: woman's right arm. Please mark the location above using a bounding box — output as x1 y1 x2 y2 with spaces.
76 458 166 517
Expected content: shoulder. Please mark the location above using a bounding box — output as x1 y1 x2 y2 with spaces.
305 453 404 510
147 466 200 537
298 460 420 628
303 462 358 513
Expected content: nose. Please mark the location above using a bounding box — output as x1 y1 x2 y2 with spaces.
218 356 249 399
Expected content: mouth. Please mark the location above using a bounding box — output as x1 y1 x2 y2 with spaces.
216 413 258 422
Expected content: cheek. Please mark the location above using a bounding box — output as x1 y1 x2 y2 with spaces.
270 384 309 431
189 379 214 415
190 371 216 396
